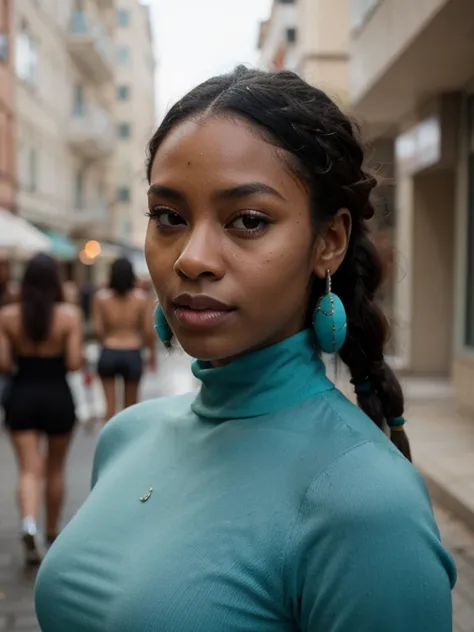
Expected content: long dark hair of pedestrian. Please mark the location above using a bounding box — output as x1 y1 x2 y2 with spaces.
109 257 135 297
146 65 411 461
21 253 64 343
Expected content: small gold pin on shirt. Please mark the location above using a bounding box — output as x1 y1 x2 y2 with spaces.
139 488 153 503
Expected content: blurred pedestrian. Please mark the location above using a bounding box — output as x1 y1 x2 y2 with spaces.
63 279 80 305
36 68 455 630
92 257 155 422
0 259 16 306
0 254 83 565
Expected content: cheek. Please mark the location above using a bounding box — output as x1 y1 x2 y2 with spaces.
144 231 174 296
234 230 313 311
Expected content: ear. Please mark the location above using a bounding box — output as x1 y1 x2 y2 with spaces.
312 209 352 279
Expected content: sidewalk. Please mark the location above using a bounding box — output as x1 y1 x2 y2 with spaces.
333 370 474 530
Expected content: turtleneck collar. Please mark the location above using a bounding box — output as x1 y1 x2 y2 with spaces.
191 330 334 420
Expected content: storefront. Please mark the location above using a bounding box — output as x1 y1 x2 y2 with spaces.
452 91 474 411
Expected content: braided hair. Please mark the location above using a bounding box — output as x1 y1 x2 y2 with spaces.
146 66 411 461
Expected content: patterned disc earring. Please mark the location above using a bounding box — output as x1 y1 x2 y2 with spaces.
154 304 173 346
313 270 347 353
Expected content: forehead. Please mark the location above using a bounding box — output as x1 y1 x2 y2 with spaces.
149 115 300 192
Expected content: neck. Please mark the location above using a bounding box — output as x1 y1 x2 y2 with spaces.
191 329 334 421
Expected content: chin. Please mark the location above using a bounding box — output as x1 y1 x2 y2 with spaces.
177 332 246 364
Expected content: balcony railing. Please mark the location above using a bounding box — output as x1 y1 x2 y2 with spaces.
67 10 113 83
68 103 115 160
72 198 110 237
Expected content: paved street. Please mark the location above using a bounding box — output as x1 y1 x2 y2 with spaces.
1 351 474 630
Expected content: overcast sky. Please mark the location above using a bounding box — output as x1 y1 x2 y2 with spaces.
147 0 273 120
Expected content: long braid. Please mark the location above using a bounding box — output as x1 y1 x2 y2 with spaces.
335 217 411 460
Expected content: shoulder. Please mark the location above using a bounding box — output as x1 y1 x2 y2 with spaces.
286 440 456 629
302 389 430 520
0 303 18 321
307 439 429 522
94 288 112 301
91 393 195 485
0 303 19 330
132 288 148 302
57 303 82 324
288 389 441 548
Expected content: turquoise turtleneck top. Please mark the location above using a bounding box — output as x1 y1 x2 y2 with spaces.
35 331 456 631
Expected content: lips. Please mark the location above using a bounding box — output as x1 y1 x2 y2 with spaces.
171 294 234 330
172 293 233 311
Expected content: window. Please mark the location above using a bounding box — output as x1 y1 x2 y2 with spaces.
15 23 38 84
117 123 131 138
117 187 131 202
0 33 8 62
117 9 130 27
351 0 382 30
465 96 474 347
465 152 474 347
117 85 130 101
117 46 131 65
75 170 84 209
286 28 297 44
73 84 85 115
29 147 37 191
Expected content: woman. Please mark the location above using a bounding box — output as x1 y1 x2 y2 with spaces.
0 254 82 565
93 257 155 421
35 68 456 630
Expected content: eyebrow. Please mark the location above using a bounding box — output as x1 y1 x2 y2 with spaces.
147 182 287 202
147 185 184 201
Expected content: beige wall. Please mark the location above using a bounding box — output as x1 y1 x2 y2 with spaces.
351 0 450 103
393 168 456 375
453 356 474 411
297 0 350 102
114 1 156 248
0 0 15 212
410 169 455 373
14 0 115 236
299 58 349 106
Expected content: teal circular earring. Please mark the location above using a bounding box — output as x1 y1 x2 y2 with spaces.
154 304 173 346
313 270 347 353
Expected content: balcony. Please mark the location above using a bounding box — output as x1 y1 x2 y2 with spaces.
67 10 113 84
350 0 474 132
68 104 115 160
72 199 110 239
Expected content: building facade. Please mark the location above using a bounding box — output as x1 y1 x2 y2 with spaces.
14 0 115 252
113 0 156 249
0 0 15 212
349 0 474 411
258 0 350 105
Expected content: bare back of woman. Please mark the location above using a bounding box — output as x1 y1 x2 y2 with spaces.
0 254 83 565
93 258 155 421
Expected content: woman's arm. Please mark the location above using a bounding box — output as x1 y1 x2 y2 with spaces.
143 296 157 370
0 308 13 373
91 293 105 343
288 442 455 631
65 306 84 373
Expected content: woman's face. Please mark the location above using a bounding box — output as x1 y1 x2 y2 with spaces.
145 115 326 362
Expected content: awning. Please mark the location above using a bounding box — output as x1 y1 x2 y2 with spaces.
0 208 52 259
40 229 78 260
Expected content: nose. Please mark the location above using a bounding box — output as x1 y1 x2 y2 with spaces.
174 224 225 281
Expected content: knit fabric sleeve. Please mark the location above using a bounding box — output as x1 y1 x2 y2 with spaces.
284 441 456 631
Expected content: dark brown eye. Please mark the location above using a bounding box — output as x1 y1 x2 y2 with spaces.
148 208 186 228
230 211 269 233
